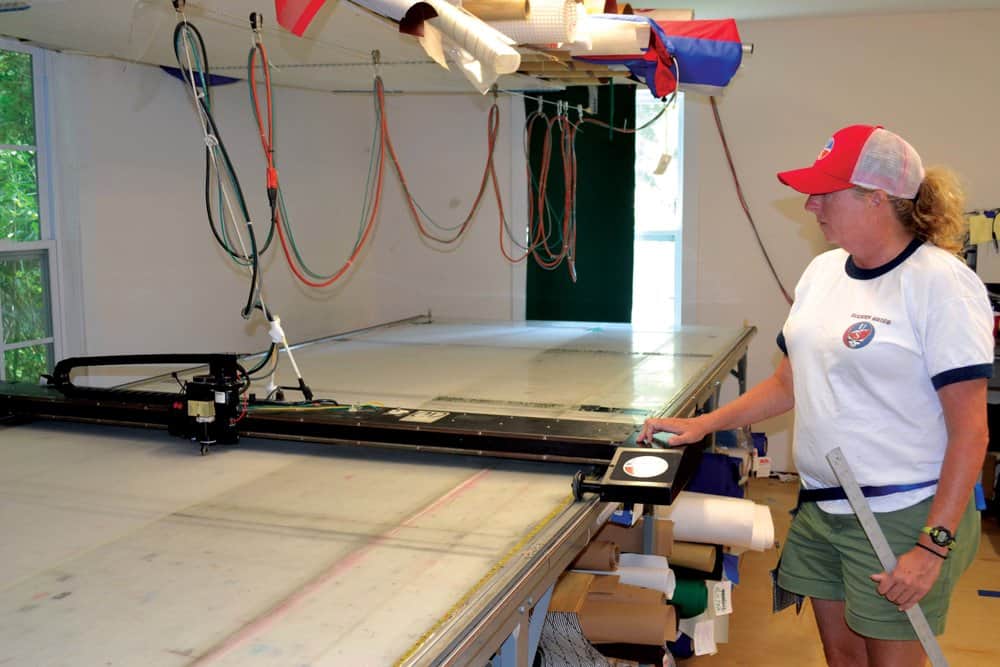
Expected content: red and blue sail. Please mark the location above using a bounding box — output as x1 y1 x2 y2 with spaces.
577 16 743 98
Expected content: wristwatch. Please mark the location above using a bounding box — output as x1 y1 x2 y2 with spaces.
922 525 956 549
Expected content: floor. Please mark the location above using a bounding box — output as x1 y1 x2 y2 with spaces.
687 477 1000 667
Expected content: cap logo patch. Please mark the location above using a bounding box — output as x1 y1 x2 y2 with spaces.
842 321 875 349
817 138 834 161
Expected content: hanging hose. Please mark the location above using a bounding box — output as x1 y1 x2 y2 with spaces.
172 14 263 319
248 33 385 289
380 90 503 246
523 102 578 280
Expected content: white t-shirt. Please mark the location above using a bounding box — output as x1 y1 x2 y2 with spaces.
780 239 993 513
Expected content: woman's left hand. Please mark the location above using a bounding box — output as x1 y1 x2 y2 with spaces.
870 546 945 611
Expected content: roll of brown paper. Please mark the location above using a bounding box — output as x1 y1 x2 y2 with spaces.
571 540 620 571
595 520 643 553
463 0 531 21
578 599 676 645
587 581 665 606
595 517 674 557
669 541 717 573
550 571 595 612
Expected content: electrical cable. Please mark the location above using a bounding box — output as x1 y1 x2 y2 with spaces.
709 95 793 305
247 27 385 289
380 89 503 246
522 102 579 279
172 15 263 318
244 342 277 376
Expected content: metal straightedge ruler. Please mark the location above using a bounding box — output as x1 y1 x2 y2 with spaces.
826 447 948 667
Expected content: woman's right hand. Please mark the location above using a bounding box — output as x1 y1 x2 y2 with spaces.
637 415 710 446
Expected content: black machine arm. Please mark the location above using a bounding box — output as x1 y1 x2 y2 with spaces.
31 353 247 453
49 354 243 390
3 353 705 503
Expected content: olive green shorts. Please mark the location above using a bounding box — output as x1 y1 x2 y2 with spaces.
776 495 980 640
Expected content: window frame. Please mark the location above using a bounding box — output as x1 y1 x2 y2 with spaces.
632 90 684 328
0 38 62 382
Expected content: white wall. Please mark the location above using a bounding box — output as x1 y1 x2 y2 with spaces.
47 53 526 361
683 9 1000 470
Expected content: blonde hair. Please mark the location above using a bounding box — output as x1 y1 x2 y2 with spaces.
889 167 966 255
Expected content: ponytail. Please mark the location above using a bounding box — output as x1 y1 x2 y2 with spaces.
891 167 966 255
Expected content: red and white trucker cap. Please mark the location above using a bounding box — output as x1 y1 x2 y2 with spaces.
777 125 925 199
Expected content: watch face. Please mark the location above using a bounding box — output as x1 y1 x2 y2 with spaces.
930 527 954 546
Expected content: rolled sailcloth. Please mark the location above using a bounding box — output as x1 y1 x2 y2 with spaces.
569 13 650 55
350 0 417 21
487 0 578 45
671 578 708 618
575 552 677 598
657 492 774 552
423 0 521 74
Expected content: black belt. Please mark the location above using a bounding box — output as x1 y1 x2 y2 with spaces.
799 479 938 504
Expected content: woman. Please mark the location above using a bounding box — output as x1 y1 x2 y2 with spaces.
639 125 992 666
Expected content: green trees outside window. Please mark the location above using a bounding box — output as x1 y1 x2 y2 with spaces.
1 46 52 383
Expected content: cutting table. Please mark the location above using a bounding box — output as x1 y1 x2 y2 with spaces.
0 318 754 666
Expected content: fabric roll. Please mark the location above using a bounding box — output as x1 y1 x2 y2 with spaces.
572 540 620 571
753 503 775 549
569 13 650 55
349 0 418 21
421 0 520 72
618 552 675 598
657 492 774 551
487 0 579 44
670 578 708 619
575 552 676 598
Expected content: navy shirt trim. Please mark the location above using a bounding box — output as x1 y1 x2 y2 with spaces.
931 363 994 390
777 331 787 356
845 237 923 280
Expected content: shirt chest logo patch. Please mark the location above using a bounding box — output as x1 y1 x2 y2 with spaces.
843 321 875 349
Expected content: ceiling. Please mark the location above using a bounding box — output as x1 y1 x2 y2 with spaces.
2 0 999 93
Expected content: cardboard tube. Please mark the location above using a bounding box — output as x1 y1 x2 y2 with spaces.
550 571 595 612
572 540 620 571
669 542 717 573
594 517 674 557
578 599 676 645
588 581 665 606
463 0 530 21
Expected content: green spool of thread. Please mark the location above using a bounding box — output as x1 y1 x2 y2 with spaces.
671 578 708 618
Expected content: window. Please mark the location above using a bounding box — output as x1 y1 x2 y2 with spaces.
0 41 57 383
631 89 683 329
